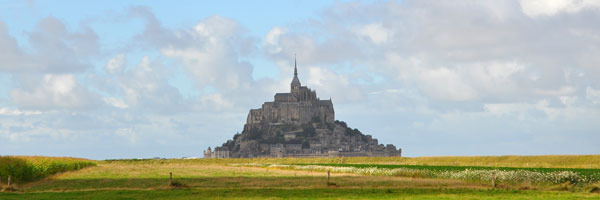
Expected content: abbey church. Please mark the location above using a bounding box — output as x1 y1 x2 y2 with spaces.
205 59 401 158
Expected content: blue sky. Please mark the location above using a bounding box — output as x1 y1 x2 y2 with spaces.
1 0 599 159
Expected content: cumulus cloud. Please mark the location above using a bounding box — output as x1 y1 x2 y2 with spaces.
0 17 98 73
10 74 100 110
354 23 390 44
0 108 42 116
159 15 256 91
520 0 600 17
106 54 126 74
259 0 600 155
587 87 600 104
130 9 279 112
305 67 363 103
2 1 600 158
108 56 184 113
417 67 478 102
264 27 287 54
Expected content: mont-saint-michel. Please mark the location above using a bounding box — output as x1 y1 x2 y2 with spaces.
204 60 401 158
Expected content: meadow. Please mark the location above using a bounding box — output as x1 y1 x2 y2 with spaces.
0 155 599 199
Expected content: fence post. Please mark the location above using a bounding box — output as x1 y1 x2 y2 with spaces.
169 172 173 186
7 175 11 187
327 170 331 183
491 172 496 188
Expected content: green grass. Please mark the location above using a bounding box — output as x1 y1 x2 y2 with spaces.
0 156 96 184
1 188 599 199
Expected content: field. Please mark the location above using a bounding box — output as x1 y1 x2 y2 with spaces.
1 155 599 199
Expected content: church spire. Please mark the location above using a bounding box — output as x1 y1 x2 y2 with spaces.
294 54 298 76
290 54 301 90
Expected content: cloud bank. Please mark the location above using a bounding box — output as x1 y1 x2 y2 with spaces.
1 0 598 159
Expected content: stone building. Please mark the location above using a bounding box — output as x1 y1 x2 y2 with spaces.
207 58 401 158
203 146 230 158
245 59 334 129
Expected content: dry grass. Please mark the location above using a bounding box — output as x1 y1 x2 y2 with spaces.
4 159 600 199
107 155 600 169
21 162 486 192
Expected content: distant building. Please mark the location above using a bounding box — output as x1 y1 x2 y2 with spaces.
209 58 401 158
203 146 230 158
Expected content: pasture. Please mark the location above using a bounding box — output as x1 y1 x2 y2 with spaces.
1 155 599 199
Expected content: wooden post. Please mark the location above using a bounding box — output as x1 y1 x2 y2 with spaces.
7 175 11 187
327 170 331 183
491 172 496 188
169 172 173 186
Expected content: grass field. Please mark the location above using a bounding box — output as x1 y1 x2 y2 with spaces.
104 155 600 168
1 155 599 199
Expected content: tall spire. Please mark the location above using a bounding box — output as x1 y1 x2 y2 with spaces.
294 54 298 76
290 54 301 89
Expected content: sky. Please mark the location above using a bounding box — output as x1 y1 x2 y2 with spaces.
1 0 599 159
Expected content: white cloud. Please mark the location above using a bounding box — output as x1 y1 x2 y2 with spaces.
417 67 478 102
264 27 287 54
0 17 98 73
354 23 390 44
520 0 600 17
103 97 129 109
115 128 137 144
106 54 126 74
306 66 362 103
534 86 577 96
159 15 255 91
559 95 577 106
3 1 600 158
111 56 184 113
198 93 234 110
10 74 99 109
0 108 42 115
587 86 600 104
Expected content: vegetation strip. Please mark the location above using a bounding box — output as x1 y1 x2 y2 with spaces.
0 156 97 184
299 163 600 177
238 163 600 185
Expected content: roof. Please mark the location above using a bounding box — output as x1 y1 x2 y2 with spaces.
275 93 291 97
318 99 333 105
215 147 229 151
291 75 301 87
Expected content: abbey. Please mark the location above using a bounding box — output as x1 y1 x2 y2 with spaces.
246 59 334 129
206 59 401 158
